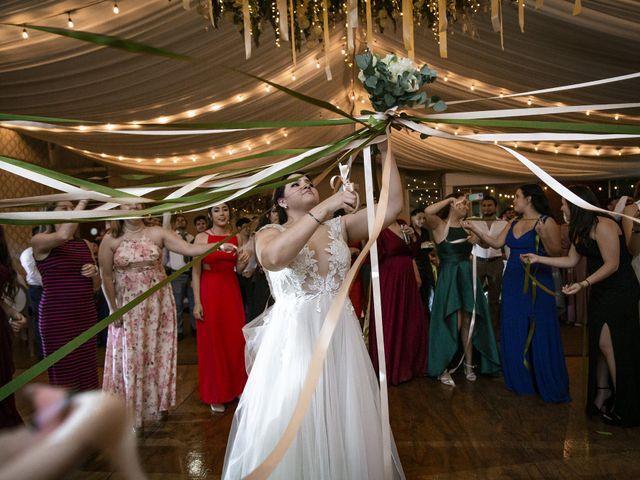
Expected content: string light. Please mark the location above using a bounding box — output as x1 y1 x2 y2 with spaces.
113 2 120 14
21 28 28 39
67 12 74 29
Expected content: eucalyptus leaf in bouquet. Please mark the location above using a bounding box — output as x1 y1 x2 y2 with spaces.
356 51 447 113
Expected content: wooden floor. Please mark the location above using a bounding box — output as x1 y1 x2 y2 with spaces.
11 325 640 479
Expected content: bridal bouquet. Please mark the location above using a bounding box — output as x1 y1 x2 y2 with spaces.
356 51 446 113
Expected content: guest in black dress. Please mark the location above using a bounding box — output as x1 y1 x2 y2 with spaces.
521 185 640 427
0 225 27 429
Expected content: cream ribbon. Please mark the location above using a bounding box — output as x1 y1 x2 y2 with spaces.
363 144 393 480
347 0 358 53
518 0 525 33
365 0 373 47
289 0 297 69
242 0 252 60
278 0 289 41
438 0 448 59
573 0 582 16
448 72 640 105
402 0 415 60
395 117 640 225
322 0 332 81
245 132 396 480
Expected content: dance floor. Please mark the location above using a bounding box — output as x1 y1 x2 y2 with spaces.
11 324 640 479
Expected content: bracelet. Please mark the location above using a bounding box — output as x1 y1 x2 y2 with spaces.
307 211 322 224
584 278 591 287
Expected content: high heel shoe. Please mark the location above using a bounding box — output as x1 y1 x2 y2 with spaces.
592 386 614 416
464 363 477 382
438 370 455 387
210 403 226 414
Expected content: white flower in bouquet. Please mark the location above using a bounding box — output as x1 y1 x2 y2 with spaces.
355 50 446 113
405 74 420 92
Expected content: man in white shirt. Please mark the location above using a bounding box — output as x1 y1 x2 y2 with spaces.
166 214 195 340
19 228 44 357
471 197 508 334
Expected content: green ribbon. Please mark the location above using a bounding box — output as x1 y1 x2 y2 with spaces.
521 232 559 370
0 236 232 402
7 24 192 61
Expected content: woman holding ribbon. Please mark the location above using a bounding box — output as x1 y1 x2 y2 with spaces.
425 194 500 387
192 203 249 414
465 184 570 403
99 203 215 431
32 200 100 393
521 185 640 426
222 160 406 478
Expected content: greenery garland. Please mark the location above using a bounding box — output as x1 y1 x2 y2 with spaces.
200 0 481 49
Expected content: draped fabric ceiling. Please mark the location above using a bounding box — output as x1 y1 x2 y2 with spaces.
0 0 639 181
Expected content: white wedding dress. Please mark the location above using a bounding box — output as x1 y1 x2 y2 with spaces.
222 217 405 479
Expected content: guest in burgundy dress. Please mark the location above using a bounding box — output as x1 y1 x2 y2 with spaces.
0 225 26 429
32 200 100 392
369 220 428 385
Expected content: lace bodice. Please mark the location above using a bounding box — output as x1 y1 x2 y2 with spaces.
259 217 351 302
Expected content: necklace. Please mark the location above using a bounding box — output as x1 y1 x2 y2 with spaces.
124 224 145 234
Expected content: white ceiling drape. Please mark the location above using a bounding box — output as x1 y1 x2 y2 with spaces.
0 0 638 179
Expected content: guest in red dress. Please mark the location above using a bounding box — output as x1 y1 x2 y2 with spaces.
192 203 249 413
369 220 429 385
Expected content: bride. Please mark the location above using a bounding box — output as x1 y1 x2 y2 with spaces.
222 159 406 479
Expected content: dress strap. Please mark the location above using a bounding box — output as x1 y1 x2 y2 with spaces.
257 223 286 233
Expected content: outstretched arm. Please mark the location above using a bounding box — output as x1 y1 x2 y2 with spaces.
256 190 357 271
341 146 404 244
32 200 87 260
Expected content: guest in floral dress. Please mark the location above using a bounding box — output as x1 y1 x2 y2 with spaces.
99 204 218 430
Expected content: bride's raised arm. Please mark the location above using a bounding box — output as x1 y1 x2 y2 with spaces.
342 148 403 243
256 189 357 272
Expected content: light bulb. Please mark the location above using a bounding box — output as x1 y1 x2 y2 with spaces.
315 61 320 69
470 84 475 91
113 2 120 14
67 13 74 29
614 114 620 120
585 110 590 116
22 28 28 39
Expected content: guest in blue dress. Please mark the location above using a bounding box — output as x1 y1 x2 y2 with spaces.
464 184 570 403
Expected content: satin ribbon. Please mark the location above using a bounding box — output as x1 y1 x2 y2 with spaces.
402 0 415 60
322 0 332 81
289 0 296 68
242 0 252 60
518 0 525 33
329 161 361 211
573 0 582 16
438 0 448 58
278 0 289 41
448 72 640 105
365 0 373 47
394 118 640 225
347 0 358 53
363 143 393 480
245 129 395 480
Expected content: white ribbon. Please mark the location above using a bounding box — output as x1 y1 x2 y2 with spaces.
278 0 289 41
363 145 393 480
347 0 358 53
448 72 640 105
242 0 252 60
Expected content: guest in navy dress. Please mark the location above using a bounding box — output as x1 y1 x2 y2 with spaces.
464 184 570 403
522 185 640 426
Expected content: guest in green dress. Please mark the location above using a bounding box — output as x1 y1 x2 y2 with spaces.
424 194 501 386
